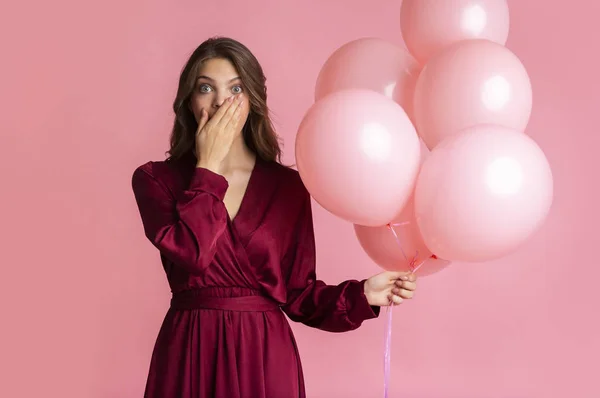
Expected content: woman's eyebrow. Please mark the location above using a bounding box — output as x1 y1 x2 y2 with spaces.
197 76 241 83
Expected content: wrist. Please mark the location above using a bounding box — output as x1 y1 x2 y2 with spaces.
196 160 222 175
363 279 374 306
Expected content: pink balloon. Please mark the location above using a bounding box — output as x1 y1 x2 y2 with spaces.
354 137 430 271
413 39 532 149
355 139 449 277
414 125 553 262
400 0 510 64
315 38 421 121
354 195 433 274
296 89 421 226
416 256 452 277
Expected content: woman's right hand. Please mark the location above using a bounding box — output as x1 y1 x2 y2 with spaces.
195 94 245 174
364 271 417 306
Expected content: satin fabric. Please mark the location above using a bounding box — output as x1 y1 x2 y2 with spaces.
131 152 380 398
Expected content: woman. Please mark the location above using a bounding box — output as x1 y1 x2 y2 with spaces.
131 36 417 398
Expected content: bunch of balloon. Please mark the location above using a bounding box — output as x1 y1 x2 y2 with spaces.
295 1 553 396
402 0 553 264
295 0 554 295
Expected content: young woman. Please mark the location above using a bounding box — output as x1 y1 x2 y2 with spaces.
132 36 417 398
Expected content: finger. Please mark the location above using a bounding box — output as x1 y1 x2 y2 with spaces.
196 109 209 135
388 271 410 282
207 95 236 126
219 95 242 127
224 96 244 131
406 273 417 282
388 294 403 305
395 280 416 291
392 288 414 299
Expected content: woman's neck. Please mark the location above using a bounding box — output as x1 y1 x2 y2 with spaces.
220 134 256 172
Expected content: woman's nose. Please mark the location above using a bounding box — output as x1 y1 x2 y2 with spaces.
213 94 233 108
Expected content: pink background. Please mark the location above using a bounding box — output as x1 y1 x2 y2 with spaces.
1 0 598 397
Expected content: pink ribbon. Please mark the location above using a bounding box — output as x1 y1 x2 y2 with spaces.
383 223 424 398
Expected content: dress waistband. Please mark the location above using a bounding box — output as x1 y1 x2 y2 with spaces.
170 288 280 312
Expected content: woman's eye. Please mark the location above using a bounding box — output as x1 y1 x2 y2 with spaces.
231 85 243 94
198 84 212 93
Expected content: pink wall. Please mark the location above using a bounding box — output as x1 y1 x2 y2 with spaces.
1 0 598 397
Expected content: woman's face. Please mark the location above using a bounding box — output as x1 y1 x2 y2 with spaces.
189 57 251 130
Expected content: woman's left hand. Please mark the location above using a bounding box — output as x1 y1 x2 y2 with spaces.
364 271 417 306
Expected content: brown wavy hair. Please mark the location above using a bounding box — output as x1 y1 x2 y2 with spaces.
166 37 282 163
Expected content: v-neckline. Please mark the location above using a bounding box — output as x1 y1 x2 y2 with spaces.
227 156 260 225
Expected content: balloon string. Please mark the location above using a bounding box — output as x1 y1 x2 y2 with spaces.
383 223 424 397
387 222 423 273
384 301 393 398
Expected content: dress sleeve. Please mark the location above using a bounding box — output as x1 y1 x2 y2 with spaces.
281 188 381 332
131 163 229 275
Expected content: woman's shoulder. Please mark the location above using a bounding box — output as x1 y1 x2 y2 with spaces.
263 160 309 198
133 158 177 179
132 155 192 192
266 160 299 178
135 150 195 174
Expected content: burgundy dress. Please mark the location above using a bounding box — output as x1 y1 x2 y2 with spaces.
131 152 380 398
